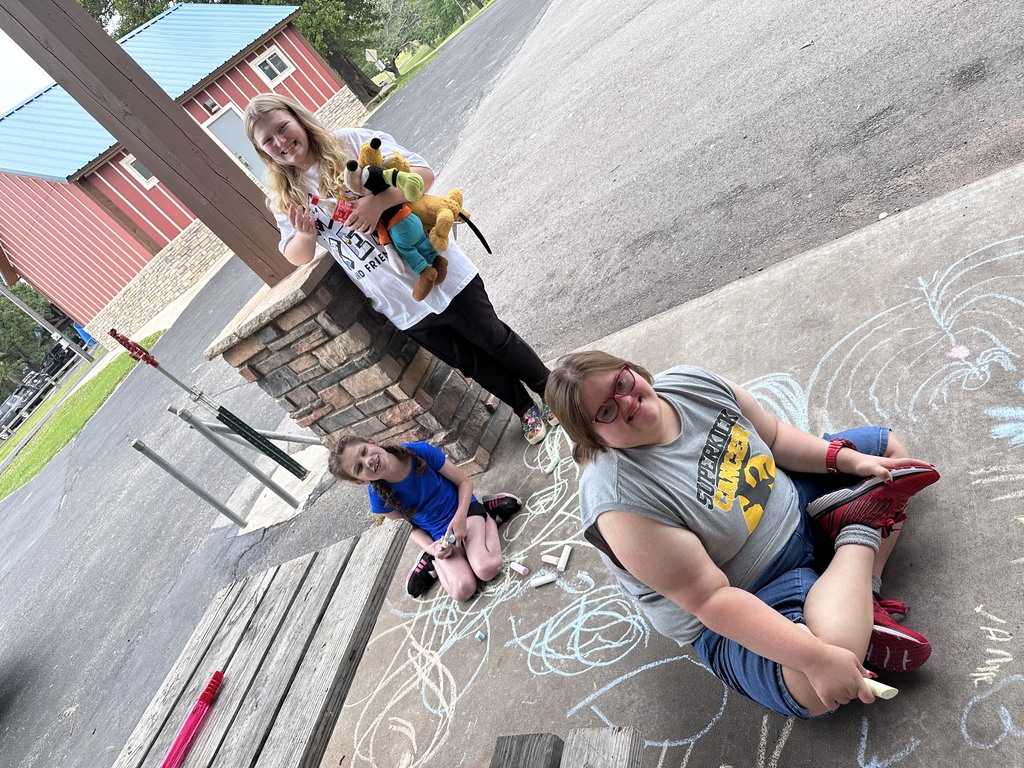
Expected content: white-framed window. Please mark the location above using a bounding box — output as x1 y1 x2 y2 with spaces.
120 153 159 189
251 45 294 86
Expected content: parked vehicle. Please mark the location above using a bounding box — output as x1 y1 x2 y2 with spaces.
0 339 82 439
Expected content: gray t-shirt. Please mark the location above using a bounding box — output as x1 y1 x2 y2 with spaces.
579 365 800 645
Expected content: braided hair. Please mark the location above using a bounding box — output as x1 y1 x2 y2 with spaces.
329 436 427 523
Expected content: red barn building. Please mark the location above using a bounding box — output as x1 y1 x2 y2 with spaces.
0 3 366 339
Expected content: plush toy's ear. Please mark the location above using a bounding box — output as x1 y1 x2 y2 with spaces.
344 159 368 196
359 137 386 169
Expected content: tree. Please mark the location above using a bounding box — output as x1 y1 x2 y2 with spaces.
418 0 466 47
0 282 50 396
371 0 422 77
76 0 168 38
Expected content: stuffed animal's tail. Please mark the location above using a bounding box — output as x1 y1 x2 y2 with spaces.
458 212 491 254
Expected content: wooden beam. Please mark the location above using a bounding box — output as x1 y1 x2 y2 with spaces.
0 0 292 286
0 241 20 286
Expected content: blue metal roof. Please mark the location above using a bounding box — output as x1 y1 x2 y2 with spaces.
0 3 298 181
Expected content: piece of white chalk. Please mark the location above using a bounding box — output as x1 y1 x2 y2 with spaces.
556 544 572 572
475 631 486 641
544 456 560 474
509 561 530 576
440 533 456 550
541 554 561 566
530 572 557 588
866 679 898 700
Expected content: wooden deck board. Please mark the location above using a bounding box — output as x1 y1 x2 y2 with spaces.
114 524 407 768
139 566 279 768
211 538 357 768
113 578 246 768
183 552 316 767
254 523 406 768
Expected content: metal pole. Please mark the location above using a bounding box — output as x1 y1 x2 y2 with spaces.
0 282 94 363
131 439 247 527
199 421 321 445
171 407 300 509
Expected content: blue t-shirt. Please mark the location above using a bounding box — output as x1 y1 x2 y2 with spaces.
367 442 474 541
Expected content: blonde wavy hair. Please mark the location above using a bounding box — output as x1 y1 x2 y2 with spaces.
545 350 654 465
243 93 350 213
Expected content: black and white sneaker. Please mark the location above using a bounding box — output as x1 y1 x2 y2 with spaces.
481 493 523 526
406 552 437 598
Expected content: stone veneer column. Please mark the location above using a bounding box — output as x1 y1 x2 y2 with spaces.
204 254 513 475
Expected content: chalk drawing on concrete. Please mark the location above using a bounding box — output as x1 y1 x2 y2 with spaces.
508 579 650 676
566 655 729 747
960 673 1024 750
750 236 1024 431
858 716 920 767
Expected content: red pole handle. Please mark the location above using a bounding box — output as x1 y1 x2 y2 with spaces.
108 328 159 368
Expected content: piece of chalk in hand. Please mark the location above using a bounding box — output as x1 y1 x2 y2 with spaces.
440 533 457 550
865 679 898 700
529 573 557 588
509 561 530 576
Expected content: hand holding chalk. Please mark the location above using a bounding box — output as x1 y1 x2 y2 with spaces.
865 679 898 700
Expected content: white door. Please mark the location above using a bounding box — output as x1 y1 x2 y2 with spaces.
205 105 269 187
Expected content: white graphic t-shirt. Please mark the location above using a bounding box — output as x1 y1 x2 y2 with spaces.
274 127 477 329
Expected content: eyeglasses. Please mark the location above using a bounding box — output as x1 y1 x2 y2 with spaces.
593 365 636 423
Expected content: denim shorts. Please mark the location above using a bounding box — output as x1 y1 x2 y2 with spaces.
693 425 890 718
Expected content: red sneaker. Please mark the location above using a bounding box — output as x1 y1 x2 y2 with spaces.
807 466 940 539
866 594 932 672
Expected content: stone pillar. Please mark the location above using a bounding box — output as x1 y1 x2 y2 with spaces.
204 254 513 474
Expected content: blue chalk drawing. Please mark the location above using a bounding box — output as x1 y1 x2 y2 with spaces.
748 236 1024 431
508 579 650 676
566 655 728 747
858 716 920 767
960 673 1024 750
987 380 1024 447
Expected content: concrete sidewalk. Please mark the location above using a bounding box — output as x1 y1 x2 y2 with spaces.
314 160 1024 767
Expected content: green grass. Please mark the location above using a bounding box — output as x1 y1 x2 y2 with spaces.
371 2 493 95
0 331 164 501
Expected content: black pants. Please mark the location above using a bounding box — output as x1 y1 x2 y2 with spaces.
405 275 550 416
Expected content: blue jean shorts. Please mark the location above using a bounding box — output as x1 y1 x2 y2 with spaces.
693 425 890 718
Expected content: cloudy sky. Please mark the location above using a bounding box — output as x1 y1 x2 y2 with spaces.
0 30 55 114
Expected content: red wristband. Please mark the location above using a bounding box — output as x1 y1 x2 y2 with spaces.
825 438 856 473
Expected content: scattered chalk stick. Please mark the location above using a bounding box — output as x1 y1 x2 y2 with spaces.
475 631 486 641
544 456 560 474
865 679 898 700
556 544 572 572
530 572 557 588
509 561 530 576
541 554 561 566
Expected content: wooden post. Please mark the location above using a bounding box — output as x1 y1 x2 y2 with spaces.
562 727 644 768
0 0 292 286
488 733 564 768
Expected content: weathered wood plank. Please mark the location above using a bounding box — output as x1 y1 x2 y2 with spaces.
210 538 357 768
112 579 245 768
488 733 565 768
180 551 317 767
139 565 279 768
253 522 407 768
561 727 644 768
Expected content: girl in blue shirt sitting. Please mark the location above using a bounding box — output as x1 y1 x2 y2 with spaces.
330 436 521 601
